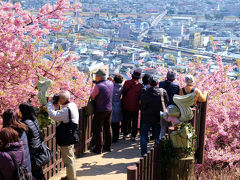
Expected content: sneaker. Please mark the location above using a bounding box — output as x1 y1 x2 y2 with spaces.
123 135 126 140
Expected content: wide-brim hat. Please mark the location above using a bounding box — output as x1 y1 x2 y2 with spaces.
95 69 107 77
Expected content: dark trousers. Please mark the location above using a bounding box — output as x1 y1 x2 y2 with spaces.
122 110 139 138
32 167 46 180
140 123 160 155
111 122 120 142
93 111 112 152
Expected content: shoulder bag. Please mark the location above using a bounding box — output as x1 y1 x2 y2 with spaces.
31 121 52 169
56 107 80 146
85 97 95 116
7 151 31 180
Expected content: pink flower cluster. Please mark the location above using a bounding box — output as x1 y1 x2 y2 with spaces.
0 0 239 173
0 0 88 114
158 56 240 172
173 56 239 172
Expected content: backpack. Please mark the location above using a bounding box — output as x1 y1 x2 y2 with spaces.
7 151 31 180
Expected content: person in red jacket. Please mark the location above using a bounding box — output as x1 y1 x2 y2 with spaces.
122 69 142 141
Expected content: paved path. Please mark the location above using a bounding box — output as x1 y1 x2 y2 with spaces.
49 136 153 180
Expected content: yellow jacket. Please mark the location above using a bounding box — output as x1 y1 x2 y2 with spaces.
179 85 207 105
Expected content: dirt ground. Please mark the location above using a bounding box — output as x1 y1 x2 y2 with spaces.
49 136 153 180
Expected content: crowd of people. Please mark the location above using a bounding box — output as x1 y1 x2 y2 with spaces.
0 104 46 180
0 69 207 180
90 69 207 156
0 92 78 180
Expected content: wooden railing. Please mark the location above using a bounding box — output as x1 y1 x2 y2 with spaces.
75 108 93 157
42 123 64 179
42 108 94 179
127 101 208 180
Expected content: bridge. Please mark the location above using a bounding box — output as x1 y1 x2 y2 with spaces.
150 10 168 27
150 42 236 62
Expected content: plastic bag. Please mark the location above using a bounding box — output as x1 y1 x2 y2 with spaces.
36 74 53 105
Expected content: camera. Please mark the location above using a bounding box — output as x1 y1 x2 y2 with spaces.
53 95 59 104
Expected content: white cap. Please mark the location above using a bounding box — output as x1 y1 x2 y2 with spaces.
185 74 194 85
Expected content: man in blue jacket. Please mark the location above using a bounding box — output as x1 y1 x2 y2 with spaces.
159 71 179 139
159 71 179 105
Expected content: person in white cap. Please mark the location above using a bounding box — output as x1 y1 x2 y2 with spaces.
179 74 207 105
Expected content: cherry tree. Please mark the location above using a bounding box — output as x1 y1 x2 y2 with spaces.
159 56 240 173
0 0 90 115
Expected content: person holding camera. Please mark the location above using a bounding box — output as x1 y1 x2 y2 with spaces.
46 91 79 180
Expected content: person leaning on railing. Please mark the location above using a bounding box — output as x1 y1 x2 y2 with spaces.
90 69 114 154
179 74 207 104
159 70 180 105
46 91 79 180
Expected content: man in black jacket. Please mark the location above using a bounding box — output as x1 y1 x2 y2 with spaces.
140 76 169 156
159 71 179 105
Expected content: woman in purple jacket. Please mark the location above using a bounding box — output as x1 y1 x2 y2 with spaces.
2 109 32 179
0 127 25 180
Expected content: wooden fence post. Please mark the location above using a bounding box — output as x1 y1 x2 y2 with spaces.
52 123 56 176
154 142 165 180
127 166 137 180
143 154 147 180
43 127 48 179
136 161 140 180
197 99 208 164
168 157 194 180
150 148 154 180
140 157 144 180
147 152 151 180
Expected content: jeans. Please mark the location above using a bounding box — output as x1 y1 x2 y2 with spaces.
140 123 160 155
60 145 76 180
160 126 167 140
